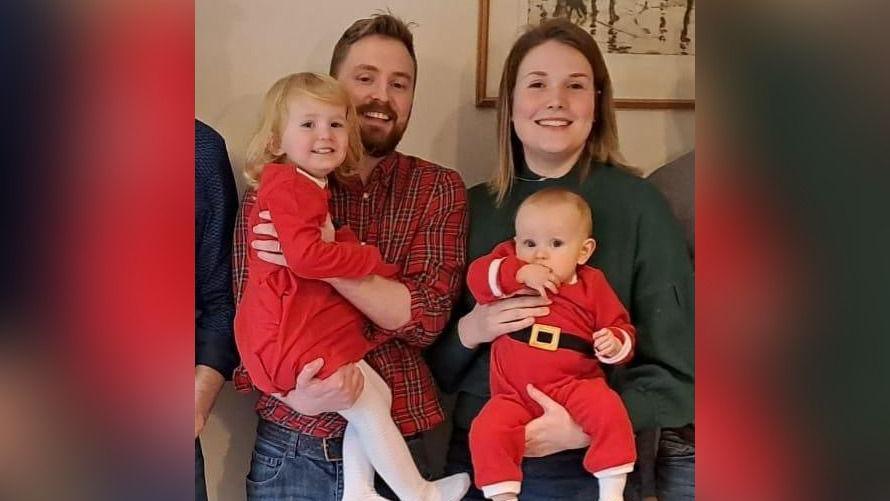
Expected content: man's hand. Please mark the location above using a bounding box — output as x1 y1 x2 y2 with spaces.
592 328 622 359
272 359 364 416
251 210 287 266
458 294 551 350
516 264 560 299
195 365 226 438
524 384 590 457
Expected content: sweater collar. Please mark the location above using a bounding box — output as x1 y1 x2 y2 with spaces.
516 156 586 183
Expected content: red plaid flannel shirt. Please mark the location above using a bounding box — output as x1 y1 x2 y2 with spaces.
232 151 468 438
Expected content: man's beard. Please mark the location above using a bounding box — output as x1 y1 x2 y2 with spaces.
357 101 407 158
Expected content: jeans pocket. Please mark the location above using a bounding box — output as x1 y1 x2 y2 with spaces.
246 436 287 484
659 430 695 458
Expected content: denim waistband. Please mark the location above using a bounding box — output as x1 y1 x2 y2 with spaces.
256 419 419 463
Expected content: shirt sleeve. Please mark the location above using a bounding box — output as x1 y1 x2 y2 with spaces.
195 122 239 379
366 169 468 349
232 189 255 306
231 188 256 392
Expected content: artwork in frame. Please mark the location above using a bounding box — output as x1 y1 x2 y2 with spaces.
476 0 695 109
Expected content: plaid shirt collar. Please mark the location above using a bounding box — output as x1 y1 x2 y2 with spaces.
334 151 398 193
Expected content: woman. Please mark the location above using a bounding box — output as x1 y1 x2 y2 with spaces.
427 19 694 500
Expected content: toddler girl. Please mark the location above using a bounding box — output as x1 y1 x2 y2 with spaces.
235 72 469 501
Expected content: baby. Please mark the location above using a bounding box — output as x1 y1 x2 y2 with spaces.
467 187 637 501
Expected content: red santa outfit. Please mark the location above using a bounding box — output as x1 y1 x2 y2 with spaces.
466 241 638 497
234 163 397 394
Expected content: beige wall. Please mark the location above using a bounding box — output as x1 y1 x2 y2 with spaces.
196 2 693 500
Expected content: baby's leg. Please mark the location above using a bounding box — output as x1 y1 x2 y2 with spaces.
558 378 636 501
469 395 534 500
339 360 470 501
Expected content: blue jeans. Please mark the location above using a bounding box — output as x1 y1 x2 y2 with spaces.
446 427 695 500
651 429 695 501
246 420 432 501
196 439 208 501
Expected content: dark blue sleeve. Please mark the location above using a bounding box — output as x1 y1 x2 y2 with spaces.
195 120 239 378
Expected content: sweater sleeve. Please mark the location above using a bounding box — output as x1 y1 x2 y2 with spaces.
466 241 525 304
424 285 481 394
260 166 391 279
619 183 695 431
427 243 521 394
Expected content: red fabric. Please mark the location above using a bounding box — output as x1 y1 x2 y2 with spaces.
467 241 636 366
466 241 637 488
465 242 526 303
470 377 636 487
233 152 468 438
234 165 397 394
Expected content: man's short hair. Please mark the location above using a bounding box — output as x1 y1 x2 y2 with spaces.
329 13 417 79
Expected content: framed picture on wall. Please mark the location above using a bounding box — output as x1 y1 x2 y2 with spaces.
476 0 695 109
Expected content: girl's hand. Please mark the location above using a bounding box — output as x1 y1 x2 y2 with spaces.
251 210 287 266
592 328 622 358
458 294 551 350
516 264 560 299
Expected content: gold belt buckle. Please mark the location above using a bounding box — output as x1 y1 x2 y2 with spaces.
528 323 560 351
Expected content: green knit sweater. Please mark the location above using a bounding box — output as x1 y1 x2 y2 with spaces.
427 161 694 433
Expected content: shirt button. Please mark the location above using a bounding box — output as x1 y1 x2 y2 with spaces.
362 192 369 200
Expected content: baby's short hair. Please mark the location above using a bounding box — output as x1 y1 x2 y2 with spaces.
519 187 593 237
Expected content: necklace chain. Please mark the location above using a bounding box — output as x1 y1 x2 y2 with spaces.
515 174 550 182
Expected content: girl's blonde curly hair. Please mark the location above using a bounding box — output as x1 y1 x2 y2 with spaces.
243 72 363 187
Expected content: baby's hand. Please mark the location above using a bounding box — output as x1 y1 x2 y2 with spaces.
320 214 335 242
516 263 560 299
592 328 622 358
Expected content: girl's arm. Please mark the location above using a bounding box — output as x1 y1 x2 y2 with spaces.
259 167 391 280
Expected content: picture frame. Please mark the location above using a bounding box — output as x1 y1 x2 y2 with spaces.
476 0 695 109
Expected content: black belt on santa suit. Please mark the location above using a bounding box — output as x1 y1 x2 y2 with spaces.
508 324 594 356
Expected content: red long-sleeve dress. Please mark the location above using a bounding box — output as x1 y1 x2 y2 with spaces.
234 164 397 394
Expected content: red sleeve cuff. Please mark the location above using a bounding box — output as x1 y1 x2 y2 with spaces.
496 255 526 296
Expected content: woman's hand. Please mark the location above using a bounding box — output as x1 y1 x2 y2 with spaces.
457 294 551 350
524 384 590 457
272 359 364 415
251 210 287 266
